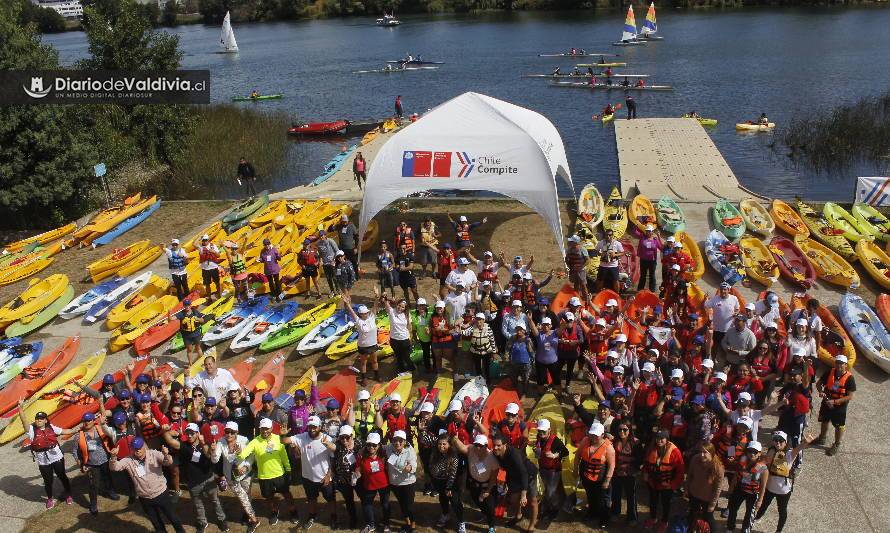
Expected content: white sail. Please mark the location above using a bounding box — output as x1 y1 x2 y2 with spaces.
220 11 238 53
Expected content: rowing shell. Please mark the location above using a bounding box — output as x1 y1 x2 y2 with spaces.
523 73 650 78
537 52 618 57
384 60 445 65
354 66 441 74
550 81 673 91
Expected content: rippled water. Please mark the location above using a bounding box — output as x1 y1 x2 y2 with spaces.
45 7 890 200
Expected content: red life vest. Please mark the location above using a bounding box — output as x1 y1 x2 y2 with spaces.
497 420 526 448
749 354 774 378
359 455 389 491
396 228 415 252
31 425 59 452
385 411 409 439
824 370 852 400
455 223 472 243
588 330 609 359
136 411 163 440
738 458 767 494
644 442 679 490
431 315 453 343
613 438 638 477
557 326 579 353
300 249 319 266
658 411 688 440
536 434 562 471
199 246 220 264
578 438 613 483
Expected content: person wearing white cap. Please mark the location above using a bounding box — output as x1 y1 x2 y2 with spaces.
712 414 754 480
464 309 497 383
212 421 258 531
501 298 530 341
444 254 479 296
564 232 591 302
224 240 251 302
164 237 190 300
383 429 419 530
426 428 464 530
532 418 569 519
330 425 360 528
704 283 740 357
410 297 435 372
343 294 382 385
594 227 624 293
755 430 817 532
506 322 535 398
443 275 474 326
237 417 296 524
721 314 757 365
786 315 818 361
289 416 336 528
197 234 223 301
448 211 487 252
355 431 392 532
529 315 560 395
788 297 824 350
726 439 768 533
573 420 615 528
430 299 456 376
729 390 763 441
450 432 499 532
494 403 529 449
814 352 856 456
642 428 685 530
637 224 662 292
375 391 414 445
333 246 358 296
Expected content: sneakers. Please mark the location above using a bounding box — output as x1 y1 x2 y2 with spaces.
457 523 466 533
64 496 73 505
436 514 451 527
303 517 316 529
107 491 120 501
827 443 841 456
270 510 280 525
813 435 827 446
45 498 55 509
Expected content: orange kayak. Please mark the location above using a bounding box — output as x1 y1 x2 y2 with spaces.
318 367 358 418
549 283 577 314
247 354 285 412
625 290 661 345
481 378 521 428
592 289 623 312
0 336 80 416
227 358 256 386
876 294 890 331
791 293 856 367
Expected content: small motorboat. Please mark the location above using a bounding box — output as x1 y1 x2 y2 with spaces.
376 14 401 26
287 120 350 136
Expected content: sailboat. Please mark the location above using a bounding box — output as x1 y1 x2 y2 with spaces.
219 11 238 53
639 2 664 40
612 5 647 46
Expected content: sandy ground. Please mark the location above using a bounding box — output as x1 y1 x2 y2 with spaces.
5 199 890 533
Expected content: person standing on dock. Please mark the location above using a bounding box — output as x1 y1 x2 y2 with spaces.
353 153 367 190
395 95 404 119
236 157 258 197
316 230 341 297
625 95 637 120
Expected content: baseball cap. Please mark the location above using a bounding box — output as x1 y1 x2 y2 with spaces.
393 430 407 440
205 397 217 406
135 374 150 384
185 423 200 433
258 418 273 429
118 390 131 400
447 400 463 413
459 215 468 222
484 251 493 257
606 299 618 307
568 296 582 306
692 395 706 405
82 413 95 422
795 317 808 326
307 416 321 427
475 312 486 319
366 433 382 445
748 441 763 452
511 300 523 308
505 403 520 415
341 214 349 221
666 236 676 243
435 301 446 308
536 419 551 431
357 390 371 401
357 305 369 314
588 422 605 436
102 374 115 385
693 335 705 345
745 303 756 310
568 235 581 243
670 369 684 380
132 437 145 450
671 264 681 271
736 416 754 429
112 412 127 425
596 318 607 327
674 242 683 249
835 355 848 364
767 294 779 304
262 238 271 245
419 402 434 414
564 311 575 321
655 429 669 439
225 421 239 431
537 297 550 306
336 250 345 256
642 362 656 373
612 364 624 374
327 399 340 410
339 425 354 436
228 383 241 392
262 392 275 402
645 224 655 231
773 431 788 442
171 238 180 245
615 334 628 343
701 358 715 369
713 371 728 381
457 257 470 265
201 234 210 241
389 392 402 403
792 347 806 357
541 317 552 325
738 391 753 402
416 298 427 306
474 434 488 446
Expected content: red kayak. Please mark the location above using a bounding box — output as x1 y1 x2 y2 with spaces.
625 290 660 345
877 294 890 331
287 120 349 136
768 236 815 289
0 336 80 417
318 366 357 418
132 291 202 356
247 354 285 412
481 378 521 428
619 237 641 287
227 357 256 386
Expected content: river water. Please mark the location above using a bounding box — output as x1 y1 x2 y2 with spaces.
45 7 890 200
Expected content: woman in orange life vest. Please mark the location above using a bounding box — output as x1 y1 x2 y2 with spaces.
436 244 457 287
447 212 488 252
531 418 569 519
296 238 323 299
815 354 855 456
430 300 456 373
465 249 502 288
712 415 754 514
642 429 685 531
76 412 119 515
573 421 615 528
18 400 77 508
726 440 769 533
394 221 416 254
610 420 642 523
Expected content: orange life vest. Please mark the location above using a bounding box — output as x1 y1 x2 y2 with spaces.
824 370 852 400
738 457 767 494
136 411 163 440
714 429 749 470
536 434 562 471
578 438 613 483
77 426 112 464
199 246 220 264
396 227 415 252
455 223 471 243
644 442 678 490
497 420 526 448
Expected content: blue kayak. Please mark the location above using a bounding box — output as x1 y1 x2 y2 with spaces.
83 272 154 324
312 145 357 186
0 342 43 390
92 201 161 247
229 301 300 353
202 296 271 345
60 277 127 320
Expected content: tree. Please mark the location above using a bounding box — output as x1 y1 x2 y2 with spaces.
19 1 67 33
161 0 180 26
0 1 98 229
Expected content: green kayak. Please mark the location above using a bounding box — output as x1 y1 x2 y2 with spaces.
222 190 269 226
4 285 74 338
656 196 686 233
259 298 339 353
712 199 745 241
232 94 284 102
823 202 865 242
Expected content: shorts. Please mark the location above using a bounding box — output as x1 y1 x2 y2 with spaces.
358 344 379 355
417 247 436 265
259 474 290 498
818 403 847 427
202 268 220 289
379 271 395 288
182 331 202 347
303 478 336 501
399 274 417 289
456 240 472 249
507 478 538 499
302 265 318 278
568 270 586 285
599 266 619 285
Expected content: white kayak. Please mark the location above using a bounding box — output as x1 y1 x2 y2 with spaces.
450 376 490 414
59 276 127 320
83 271 153 324
839 293 890 374
296 310 354 356
202 296 270 346
228 302 299 353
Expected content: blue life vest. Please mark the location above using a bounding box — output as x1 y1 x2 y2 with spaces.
168 251 187 271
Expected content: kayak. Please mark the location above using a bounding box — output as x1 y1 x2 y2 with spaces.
222 191 270 228
538 52 619 57
602 186 628 238
246 354 286 412
628 194 657 233
735 122 775 131
855 238 890 290
105 276 171 329
575 62 627 68
4 285 75 338
326 313 393 361
202 296 271 345
71 193 142 241
114 244 163 279
0 274 69 326
0 336 79 417
412 375 454 417
481 378 521 428
712 199 745 241
704 230 745 286
876 294 890 331
794 236 859 289
656 196 686 233
385 59 444 65
451 376 490 418
823 202 866 243
361 128 379 146
275 366 316 411
768 236 815 289
0 342 41 389
796 200 856 263
619 238 640 287
232 94 283 102
851 203 890 242
92 200 161 247
59 277 126 320
625 290 660 345
260 298 339 352
682 115 718 127
84 272 157 324
739 198 775 237
771 199 809 238
287 121 349 136
838 293 890 373
312 145 358 186
248 200 288 228
361 220 379 253
739 237 779 287
0 351 105 443
577 184 605 229
0 255 55 286
675 231 705 281
602 112 615 124
77 196 158 245
3 222 76 254
296 309 355 356
229 301 300 353
551 81 672 91
107 294 185 353
168 294 236 353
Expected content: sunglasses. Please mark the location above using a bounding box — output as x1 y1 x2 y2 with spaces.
618 427 630 432
171 411 182 416
225 429 238 434
367 443 379 447
193 393 204 397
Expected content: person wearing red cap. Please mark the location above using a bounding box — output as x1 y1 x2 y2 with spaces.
110 438 184 532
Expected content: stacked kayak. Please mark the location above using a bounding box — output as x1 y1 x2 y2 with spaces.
84 272 157 323
59 277 126 320
313 145 358 186
75 195 158 247
0 342 42 389
0 274 69 330
794 236 859 289
704 230 745 285
739 237 779 287
229 301 300 353
851 203 890 242
0 242 62 286
602 186 628 238
0 336 80 416
771 199 809 238
656 196 685 233
823 202 865 243
839 293 890 373
202 296 271 345
92 199 161 247
260 298 339 352
4 285 75 338
3 222 76 254
296 309 355 356
628 194 657 233
105 276 171 329
796 200 856 262
222 191 270 233
712 199 745 241
855 239 890 290
768 236 815 289
87 240 151 283
740 198 775 237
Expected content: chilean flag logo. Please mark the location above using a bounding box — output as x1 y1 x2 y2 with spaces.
402 151 464 178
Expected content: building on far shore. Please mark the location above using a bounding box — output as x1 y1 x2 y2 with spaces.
30 0 83 18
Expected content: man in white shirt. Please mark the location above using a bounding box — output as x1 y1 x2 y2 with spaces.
186 355 239 403
704 282 740 358
289 416 336 529
444 283 473 323
594 229 624 292
754 292 782 327
445 258 478 295
507 255 534 278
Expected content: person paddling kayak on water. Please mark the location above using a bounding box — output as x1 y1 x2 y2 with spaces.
603 103 615 117
551 67 561 76
250 89 259 99
758 113 770 125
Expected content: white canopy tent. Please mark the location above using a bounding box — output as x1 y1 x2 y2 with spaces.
358 92 575 258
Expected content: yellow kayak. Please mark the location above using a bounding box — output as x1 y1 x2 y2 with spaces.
88 240 152 281
183 221 225 252
771 199 809 238
823 202 865 243
628 194 657 233
431 375 454 417
281 366 317 398
0 274 69 324
108 295 181 352
382 119 397 133
735 122 775 132
106 275 170 329
249 200 288 229
0 351 106 444
602 186 628 238
115 244 163 279
675 231 705 281
739 237 779 287
370 373 413 407
79 195 158 238
272 201 307 228
577 184 605 229
73 193 142 240
796 200 856 263
794 236 860 289
3 223 77 254
851 203 890 243
856 239 890 290
361 128 380 146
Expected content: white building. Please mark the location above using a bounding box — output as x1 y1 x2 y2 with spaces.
31 0 83 18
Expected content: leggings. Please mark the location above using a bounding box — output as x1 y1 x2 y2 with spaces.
432 477 463 522
468 477 496 528
472 353 492 382
172 274 189 300
360 487 390 527
87 462 116 508
581 478 610 526
322 264 338 293
267 273 281 296
419 341 433 370
38 458 71 499
610 475 638 520
335 482 358 525
756 490 791 532
638 259 657 292
390 483 416 524
391 338 415 373
648 486 673 523
140 491 186 533
560 357 579 387
535 361 562 388
727 490 757 532
687 496 717 533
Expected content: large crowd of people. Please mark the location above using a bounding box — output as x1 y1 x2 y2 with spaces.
21 212 857 533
